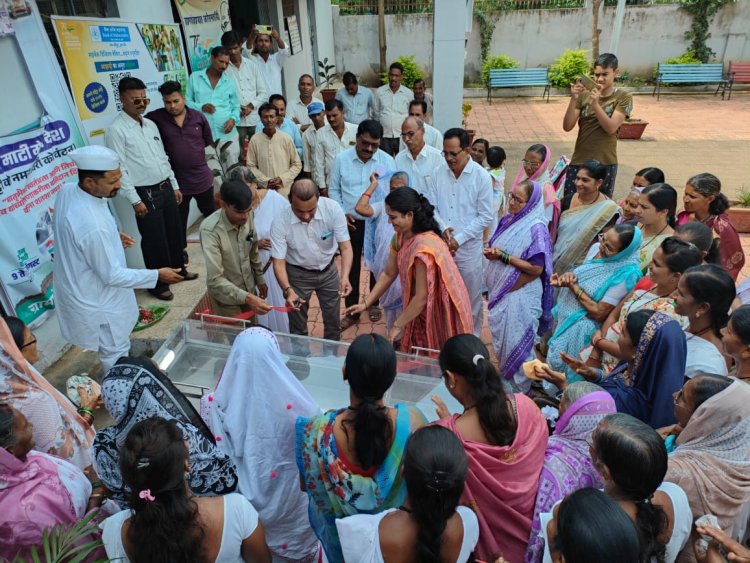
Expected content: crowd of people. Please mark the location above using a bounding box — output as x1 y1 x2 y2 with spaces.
1 27 749 563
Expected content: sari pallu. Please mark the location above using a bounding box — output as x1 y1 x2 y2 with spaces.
525 391 616 563
547 229 643 381
666 380 750 562
0 448 90 561
295 405 414 563
511 144 562 241
435 394 548 563
601 313 687 428
553 198 620 275
486 181 553 380
93 358 238 505
211 327 320 561
0 317 93 469
396 231 474 352
372 203 403 330
676 211 745 281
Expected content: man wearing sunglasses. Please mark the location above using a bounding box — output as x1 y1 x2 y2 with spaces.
424 127 494 336
105 77 197 301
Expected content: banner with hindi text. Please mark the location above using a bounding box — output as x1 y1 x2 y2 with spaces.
172 0 231 71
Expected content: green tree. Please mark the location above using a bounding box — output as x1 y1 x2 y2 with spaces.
680 0 732 63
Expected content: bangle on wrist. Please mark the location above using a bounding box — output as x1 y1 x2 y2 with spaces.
594 369 604 384
362 296 369 309
90 481 102 490
282 286 291 298
362 192 372 199
78 406 94 417
575 287 584 299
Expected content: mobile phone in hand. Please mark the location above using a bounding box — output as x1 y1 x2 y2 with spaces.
578 75 597 91
256 24 272 35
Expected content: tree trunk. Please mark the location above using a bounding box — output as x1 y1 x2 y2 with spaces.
591 0 603 63
378 0 386 74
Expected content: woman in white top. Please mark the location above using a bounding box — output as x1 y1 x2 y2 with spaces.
229 166 290 333
589 413 692 563
336 425 479 563
673 264 734 377
100 417 271 563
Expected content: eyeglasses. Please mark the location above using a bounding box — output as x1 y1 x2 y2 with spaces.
442 150 463 159
521 159 541 169
400 131 418 138
21 336 37 350
131 97 150 106
597 233 616 254
508 192 527 204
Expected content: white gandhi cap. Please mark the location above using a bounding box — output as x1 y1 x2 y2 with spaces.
69 145 120 171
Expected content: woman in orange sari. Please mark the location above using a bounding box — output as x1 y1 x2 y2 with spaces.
346 187 473 352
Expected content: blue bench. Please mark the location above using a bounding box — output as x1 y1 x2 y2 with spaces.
653 63 726 100
487 68 551 103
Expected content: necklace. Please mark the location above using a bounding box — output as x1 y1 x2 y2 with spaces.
688 325 713 338
624 292 667 318
578 191 602 206
641 223 669 247
398 505 413 513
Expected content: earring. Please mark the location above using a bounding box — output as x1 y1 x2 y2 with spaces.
449 383 455 389
696 312 701 318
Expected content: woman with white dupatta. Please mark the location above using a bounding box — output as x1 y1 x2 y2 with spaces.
229 166 290 332
484 180 553 392
210 326 321 562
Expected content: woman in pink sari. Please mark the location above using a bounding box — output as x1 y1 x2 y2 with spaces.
677 172 744 280
512 144 562 241
0 405 108 561
432 334 548 562
346 188 473 352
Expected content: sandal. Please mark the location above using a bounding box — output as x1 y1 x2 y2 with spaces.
368 307 382 322
181 271 199 281
151 290 174 301
340 314 360 331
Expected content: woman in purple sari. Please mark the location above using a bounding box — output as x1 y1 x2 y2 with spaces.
484 180 553 391
525 382 616 562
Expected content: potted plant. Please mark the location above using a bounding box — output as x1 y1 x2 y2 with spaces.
317 57 338 103
617 118 649 140
462 102 476 145
727 187 750 233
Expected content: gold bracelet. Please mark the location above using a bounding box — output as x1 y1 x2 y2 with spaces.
362 296 369 309
576 287 584 299
89 493 106 499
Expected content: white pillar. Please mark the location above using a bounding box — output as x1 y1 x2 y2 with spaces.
116 0 173 23
432 0 470 133
609 0 627 55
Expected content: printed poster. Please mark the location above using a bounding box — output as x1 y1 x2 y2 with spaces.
0 4 86 326
52 16 188 142
173 0 231 71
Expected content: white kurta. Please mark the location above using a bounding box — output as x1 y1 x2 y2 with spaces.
254 191 290 332
425 160 494 335
52 182 158 354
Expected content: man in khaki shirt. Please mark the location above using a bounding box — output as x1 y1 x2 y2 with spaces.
200 179 271 317
246 102 302 197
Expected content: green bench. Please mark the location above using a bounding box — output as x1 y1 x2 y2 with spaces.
487 68 551 103
653 63 725 100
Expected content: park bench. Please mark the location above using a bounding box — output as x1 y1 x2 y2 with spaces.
716 61 750 100
652 63 725 100
487 67 551 103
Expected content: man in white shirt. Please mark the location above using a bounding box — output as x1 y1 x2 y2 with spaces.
399 100 443 152
395 116 443 194
302 101 326 179
53 146 184 370
248 26 289 97
425 128 494 335
271 179 353 340
222 30 267 153
375 62 413 157
335 71 375 125
105 77 198 301
287 74 324 132
329 120 395 329
314 98 357 197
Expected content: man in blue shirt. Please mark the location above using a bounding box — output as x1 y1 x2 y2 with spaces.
254 93 303 160
186 46 241 165
329 119 394 329
335 71 375 125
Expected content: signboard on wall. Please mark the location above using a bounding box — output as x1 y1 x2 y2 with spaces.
172 0 231 71
285 15 302 55
0 5 86 326
52 16 188 143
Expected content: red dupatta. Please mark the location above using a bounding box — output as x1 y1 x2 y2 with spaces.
396 231 474 353
677 211 745 280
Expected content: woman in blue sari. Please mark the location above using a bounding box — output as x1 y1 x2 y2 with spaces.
547 223 642 381
538 310 687 428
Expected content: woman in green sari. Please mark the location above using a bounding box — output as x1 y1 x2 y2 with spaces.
553 160 620 275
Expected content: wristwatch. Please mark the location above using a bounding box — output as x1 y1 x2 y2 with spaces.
282 286 292 298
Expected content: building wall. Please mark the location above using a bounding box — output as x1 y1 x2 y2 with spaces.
332 3 749 83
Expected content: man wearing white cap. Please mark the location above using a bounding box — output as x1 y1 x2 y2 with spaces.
53 146 184 371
